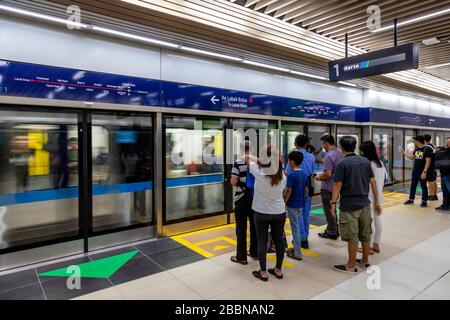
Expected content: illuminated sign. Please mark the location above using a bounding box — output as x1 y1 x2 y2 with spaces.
328 43 419 81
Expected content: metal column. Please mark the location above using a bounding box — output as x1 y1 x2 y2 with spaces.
154 112 164 238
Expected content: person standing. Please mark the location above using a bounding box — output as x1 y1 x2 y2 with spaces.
359 141 387 254
284 151 308 261
230 140 258 265
331 136 381 274
401 135 432 207
248 146 287 281
286 135 315 249
316 134 344 240
423 134 438 201
436 137 450 212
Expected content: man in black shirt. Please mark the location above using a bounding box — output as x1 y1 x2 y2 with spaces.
423 134 438 201
401 135 431 207
331 136 381 274
436 137 450 211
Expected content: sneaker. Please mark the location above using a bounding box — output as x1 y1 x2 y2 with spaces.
421 202 428 208
435 205 450 211
356 259 371 270
318 232 338 240
403 199 414 205
333 265 358 274
301 240 309 249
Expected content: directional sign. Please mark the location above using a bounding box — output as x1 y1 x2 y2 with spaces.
328 43 419 82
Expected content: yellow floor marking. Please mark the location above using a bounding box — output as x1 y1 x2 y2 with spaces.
172 235 215 258
302 249 321 257
386 208 426 217
213 245 230 251
194 236 237 246
267 255 295 268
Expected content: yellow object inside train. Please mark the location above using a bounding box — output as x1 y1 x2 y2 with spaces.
27 132 50 176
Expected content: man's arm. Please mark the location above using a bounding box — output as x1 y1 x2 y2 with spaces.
230 175 238 187
330 181 342 218
402 150 415 160
370 177 382 215
317 169 332 181
422 157 431 180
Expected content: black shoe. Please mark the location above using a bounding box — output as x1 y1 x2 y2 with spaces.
403 200 414 205
421 202 428 208
301 240 309 249
247 252 259 261
435 205 450 211
318 232 338 240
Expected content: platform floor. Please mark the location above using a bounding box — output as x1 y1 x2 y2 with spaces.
0 191 449 300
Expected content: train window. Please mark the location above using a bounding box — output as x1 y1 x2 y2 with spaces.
164 116 225 222
91 113 153 232
308 124 330 173
0 110 79 249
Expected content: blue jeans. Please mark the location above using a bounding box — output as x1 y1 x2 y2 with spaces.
442 175 450 208
409 171 428 202
287 207 303 257
302 196 312 241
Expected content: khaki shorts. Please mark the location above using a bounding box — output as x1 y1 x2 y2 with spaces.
339 205 372 244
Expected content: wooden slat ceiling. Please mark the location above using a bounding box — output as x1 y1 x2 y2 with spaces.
232 0 450 81
14 0 450 99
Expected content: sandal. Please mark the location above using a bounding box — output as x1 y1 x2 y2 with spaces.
247 253 259 261
268 268 284 279
230 256 248 265
286 249 303 261
252 270 268 282
356 259 371 270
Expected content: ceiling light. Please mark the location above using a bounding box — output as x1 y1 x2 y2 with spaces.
373 8 450 33
242 60 290 73
91 26 179 48
422 37 440 45
289 70 328 80
179 46 242 62
426 62 450 69
0 4 88 29
338 81 358 87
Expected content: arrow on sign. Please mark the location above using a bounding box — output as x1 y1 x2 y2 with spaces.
211 95 220 105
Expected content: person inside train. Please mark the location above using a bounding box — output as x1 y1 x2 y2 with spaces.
401 135 431 207
285 135 315 249
247 145 286 281
316 134 344 241
230 140 258 265
435 137 450 212
9 135 30 192
331 136 381 274
284 151 308 261
423 134 438 201
359 141 387 254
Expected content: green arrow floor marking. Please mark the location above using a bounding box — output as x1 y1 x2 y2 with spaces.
39 250 139 279
311 207 340 215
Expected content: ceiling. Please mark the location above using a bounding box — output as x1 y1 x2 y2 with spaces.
230 0 450 81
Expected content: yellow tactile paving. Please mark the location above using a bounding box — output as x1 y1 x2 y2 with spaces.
171 191 430 265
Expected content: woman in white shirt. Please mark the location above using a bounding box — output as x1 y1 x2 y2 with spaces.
247 145 287 281
360 141 387 254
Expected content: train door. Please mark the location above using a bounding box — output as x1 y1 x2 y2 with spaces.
0 106 83 262
162 115 227 236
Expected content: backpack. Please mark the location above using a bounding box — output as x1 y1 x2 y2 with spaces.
435 147 450 171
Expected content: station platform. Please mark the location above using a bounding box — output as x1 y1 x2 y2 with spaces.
0 191 449 300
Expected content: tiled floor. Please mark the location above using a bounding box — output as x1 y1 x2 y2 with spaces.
76 197 450 300
1 192 449 300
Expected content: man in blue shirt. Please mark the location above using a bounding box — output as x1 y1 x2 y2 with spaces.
286 134 315 249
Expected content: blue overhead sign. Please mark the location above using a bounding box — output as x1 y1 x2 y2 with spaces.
0 60 161 106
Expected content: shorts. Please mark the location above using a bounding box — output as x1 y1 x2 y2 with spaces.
427 170 437 182
339 205 372 244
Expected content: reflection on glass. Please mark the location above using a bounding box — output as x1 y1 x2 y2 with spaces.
337 126 361 155
404 129 415 182
393 129 404 184
308 125 330 173
0 111 79 249
165 116 225 222
281 123 304 166
91 114 153 232
373 127 392 184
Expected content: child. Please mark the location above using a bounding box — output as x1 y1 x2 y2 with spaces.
284 151 308 260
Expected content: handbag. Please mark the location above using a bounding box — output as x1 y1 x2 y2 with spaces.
435 147 450 171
